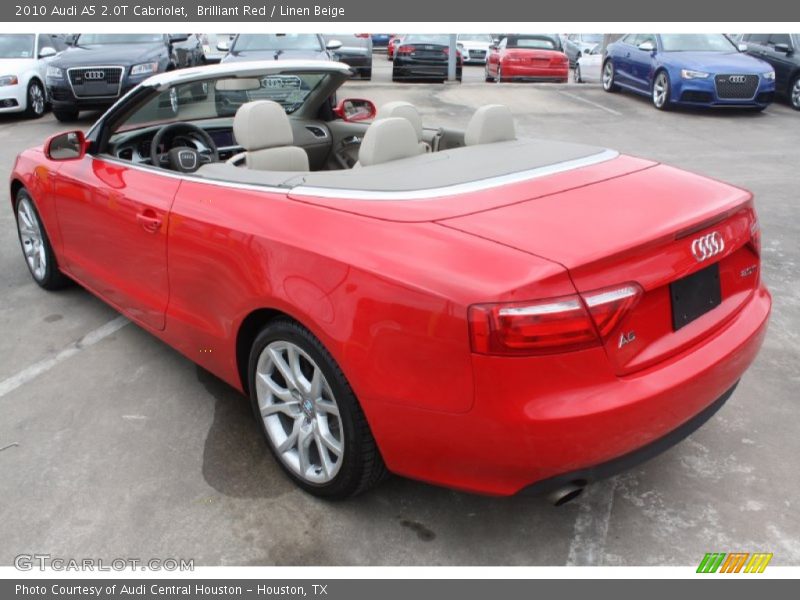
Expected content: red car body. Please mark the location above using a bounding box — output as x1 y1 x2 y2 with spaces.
487 35 570 83
9 76 770 496
10 151 771 497
387 36 402 60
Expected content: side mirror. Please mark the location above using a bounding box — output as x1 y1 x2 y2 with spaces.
773 43 792 54
738 43 748 52
333 98 376 123
216 41 230 52
326 39 343 51
168 34 189 44
45 130 87 161
39 46 56 58
638 41 656 52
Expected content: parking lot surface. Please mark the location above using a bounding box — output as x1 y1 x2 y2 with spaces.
1 54 798 566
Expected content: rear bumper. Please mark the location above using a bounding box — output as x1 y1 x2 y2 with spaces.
371 285 771 495
501 64 569 82
518 381 738 496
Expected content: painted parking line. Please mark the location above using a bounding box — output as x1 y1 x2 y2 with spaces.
566 477 619 566
0 315 129 399
558 90 623 116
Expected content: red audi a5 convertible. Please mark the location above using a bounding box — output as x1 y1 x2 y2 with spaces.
11 61 770 502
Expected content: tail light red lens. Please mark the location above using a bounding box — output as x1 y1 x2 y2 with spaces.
469 283 643 356
749 217 761 257
397 45 413 55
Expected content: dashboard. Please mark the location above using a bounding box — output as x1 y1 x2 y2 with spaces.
110 119 333 168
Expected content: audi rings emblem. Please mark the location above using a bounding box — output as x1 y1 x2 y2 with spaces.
691 231 725 262
728 75 747 84
83 70 106 80
178 151 197 170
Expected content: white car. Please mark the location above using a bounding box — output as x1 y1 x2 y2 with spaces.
0 33 66 118
456 33 494 64
574 45 603 84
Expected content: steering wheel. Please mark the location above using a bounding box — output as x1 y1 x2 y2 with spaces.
150 122 219 173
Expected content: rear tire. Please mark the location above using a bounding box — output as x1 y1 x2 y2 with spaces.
24 80 46 119
248 318 387 499
362 68 372 80
14 189 70 290
53 107 79 122
602 60 619 92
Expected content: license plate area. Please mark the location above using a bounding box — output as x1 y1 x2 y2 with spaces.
670 263 722 331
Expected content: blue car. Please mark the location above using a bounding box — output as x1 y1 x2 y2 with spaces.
603 33 776 110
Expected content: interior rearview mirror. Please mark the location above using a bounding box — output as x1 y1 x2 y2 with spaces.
169 34 189 43
45 130 87 161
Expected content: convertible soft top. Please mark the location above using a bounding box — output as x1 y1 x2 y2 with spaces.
195 138 618 199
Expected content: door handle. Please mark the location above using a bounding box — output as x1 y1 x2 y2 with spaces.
136 211 162 233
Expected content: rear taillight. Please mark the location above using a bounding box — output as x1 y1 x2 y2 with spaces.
397 45 413 55
469 283 642 356
749 217 761 257
355 33 370 39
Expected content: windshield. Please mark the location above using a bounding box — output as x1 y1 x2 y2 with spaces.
232 34 323 52
458 34 493 43
507 36 558 50
0 34 35 59
114 72 330 134
77 34 163 45
581 34 603 44
660 34 738 52
403 35 451 45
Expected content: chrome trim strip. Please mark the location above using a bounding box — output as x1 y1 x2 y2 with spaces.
291 149 620 201
94 148 620 202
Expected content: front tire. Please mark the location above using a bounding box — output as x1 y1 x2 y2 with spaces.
15 189 70 290
53 107 79 122
790 74 800 110
652 70 672 110
248 318 387 499
602 60 619 92
24 80 46 119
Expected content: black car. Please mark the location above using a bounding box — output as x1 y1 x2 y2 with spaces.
221 34 341 64
323 34 373 79
392 34 463 83
45 33 189 122
741 34 800 110
172 34 206 68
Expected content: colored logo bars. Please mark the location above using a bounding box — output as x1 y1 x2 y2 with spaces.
697 552 773 573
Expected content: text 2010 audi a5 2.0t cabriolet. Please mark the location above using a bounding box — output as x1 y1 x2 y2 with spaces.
11 61 771 503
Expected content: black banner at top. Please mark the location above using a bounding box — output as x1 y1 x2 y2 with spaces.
3 0 800 22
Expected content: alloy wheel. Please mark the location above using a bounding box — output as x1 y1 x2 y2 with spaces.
653 72 669 108
791 78 800 110
602 62 613 90
255 340 344 484
29 82 45 116
17 197 47 281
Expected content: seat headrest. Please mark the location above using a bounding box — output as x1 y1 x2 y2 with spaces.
376 101 423 142
464 104 516 146
233 100 294 151
358 118 422 167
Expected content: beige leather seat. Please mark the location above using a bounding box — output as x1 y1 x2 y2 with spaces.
464 104 517 146
376 101 430 153
357 117 424 167
231 100 309 171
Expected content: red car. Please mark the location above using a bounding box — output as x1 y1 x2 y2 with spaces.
387 35 402 61
486 34 570 83
11 61 770 502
